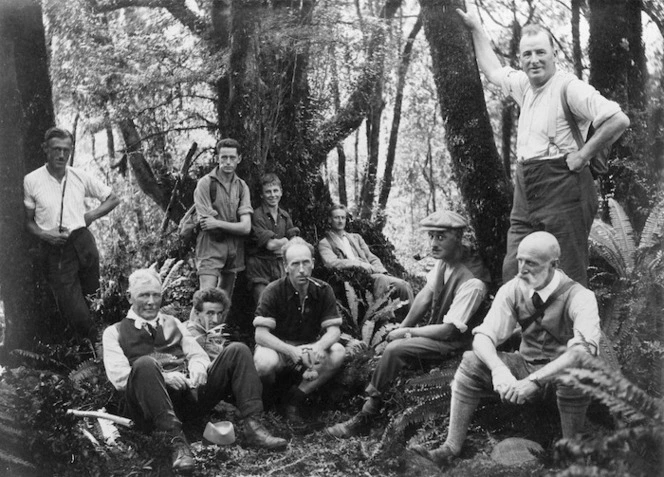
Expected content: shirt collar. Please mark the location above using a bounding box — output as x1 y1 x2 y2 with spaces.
127 308 162 330
285 276 320 300
259 203 285 218
529 269 561 302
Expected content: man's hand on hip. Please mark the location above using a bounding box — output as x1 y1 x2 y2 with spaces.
565 151 588 172
163 371 189 391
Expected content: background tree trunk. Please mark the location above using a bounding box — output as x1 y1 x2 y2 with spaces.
420 0 513 283
378 15 422 216
0 0 55 355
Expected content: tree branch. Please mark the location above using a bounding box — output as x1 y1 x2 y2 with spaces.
90 0 210 38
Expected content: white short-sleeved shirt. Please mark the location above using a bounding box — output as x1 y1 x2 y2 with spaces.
496 67 623 161
24 165 112 231
423 261 487 333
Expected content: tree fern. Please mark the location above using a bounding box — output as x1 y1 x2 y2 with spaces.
589 219 628 277
638 199 664 250
606 198 636 273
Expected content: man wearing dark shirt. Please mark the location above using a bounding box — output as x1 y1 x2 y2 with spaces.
252 237 345 425
246 173 300 305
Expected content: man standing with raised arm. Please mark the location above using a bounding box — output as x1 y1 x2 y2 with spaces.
457 9 629 286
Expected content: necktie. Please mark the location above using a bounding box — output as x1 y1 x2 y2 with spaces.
532 292 544 309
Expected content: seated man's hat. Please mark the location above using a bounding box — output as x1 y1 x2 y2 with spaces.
420 210 468 231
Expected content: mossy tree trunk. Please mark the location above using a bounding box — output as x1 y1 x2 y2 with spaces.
419 0 512 283
588 0 652 230
0 0 55 355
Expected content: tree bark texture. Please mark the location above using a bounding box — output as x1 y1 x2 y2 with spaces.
420 0 513 283
588 0 646 111
0 0 56 353
571 0 583 79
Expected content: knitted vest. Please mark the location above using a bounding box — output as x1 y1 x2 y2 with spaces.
515 273 582 362
429 262 484 332
116 315 186 370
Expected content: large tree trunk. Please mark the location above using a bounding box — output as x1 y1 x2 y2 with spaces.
420 0 513 283
0 0 55 354
588 0 650 229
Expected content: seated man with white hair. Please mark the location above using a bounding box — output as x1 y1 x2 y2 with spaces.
102 269 286 474
413 231 601 468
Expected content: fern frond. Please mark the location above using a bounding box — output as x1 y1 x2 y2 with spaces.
344 282 360 326
158 258 176 282
606 198 636 273
9 349 61 368
639 200 664 250
69 359 103 386
589 219 628 277
0 448 36 470
559 363 664 426
361 319 376 346
162 260 184 289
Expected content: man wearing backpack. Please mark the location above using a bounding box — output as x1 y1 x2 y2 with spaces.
193 138 252 299
457 10 630 286
413 232 601 468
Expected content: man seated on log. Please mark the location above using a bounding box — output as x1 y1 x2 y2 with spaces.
253 237 346 428
327 210 490 438
318 204 413 312
102 269 287 474
413 231 600 468
245 173 300 307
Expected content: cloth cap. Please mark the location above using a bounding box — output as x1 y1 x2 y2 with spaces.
419 210 468 231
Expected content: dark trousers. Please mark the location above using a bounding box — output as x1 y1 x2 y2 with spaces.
43 227 99 338
502 159 598 286
126 342 264 433
366 337 466 397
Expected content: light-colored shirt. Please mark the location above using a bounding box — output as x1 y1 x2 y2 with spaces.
23 165 112 231
102 309 210 391
497 68 622 161
424 261 488 333
339 234 357 260
473 270 600 350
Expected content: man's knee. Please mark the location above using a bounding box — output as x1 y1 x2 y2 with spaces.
131 356 161 377
453 350 490 393
321 343 345 371
253 346 280 377
221 341 252 361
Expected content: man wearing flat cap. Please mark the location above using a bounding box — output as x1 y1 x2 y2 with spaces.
326 210 490 438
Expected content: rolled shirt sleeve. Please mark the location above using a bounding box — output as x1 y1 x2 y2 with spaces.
566 287 601 353
319 284 343 329
472 281 520 348
237 181 253 217
442 278 488 333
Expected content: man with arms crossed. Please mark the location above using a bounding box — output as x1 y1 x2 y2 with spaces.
414 232 600 467
457 9 629 286
194 138 252 298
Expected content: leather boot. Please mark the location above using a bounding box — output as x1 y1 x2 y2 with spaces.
171 432 195 473
243 417 288 450
325 412 372 438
